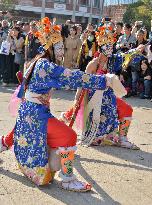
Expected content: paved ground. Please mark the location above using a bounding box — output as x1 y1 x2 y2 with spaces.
0 86 152 205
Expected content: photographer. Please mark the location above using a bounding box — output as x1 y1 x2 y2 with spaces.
113 22 123 54
61 20 73 41
78 30 97 72
116 23 136 53
132 21 143 36
135 29 147 47
22 22 30 36
76 24 83 38
2 20 9 34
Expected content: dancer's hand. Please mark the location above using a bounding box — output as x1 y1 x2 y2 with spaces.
106 73 127 97
105 73 114 88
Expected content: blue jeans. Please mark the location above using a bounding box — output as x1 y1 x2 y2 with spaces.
140 79 152 98
131 71 139 93
144 80 151 97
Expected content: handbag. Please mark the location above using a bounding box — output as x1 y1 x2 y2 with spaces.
0 41 11 55
14 52 22 65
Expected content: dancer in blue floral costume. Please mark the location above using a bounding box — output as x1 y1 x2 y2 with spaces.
0 17 118 192
61 23 139 149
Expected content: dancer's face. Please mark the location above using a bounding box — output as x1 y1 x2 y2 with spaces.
100 44 113 57
54 41 64 62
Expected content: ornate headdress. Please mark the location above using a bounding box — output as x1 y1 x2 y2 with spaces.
34 17 63 50
95 23 117 56
95 23 117 46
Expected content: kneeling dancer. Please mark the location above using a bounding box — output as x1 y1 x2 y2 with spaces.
0 17 114 192
61 23 139 149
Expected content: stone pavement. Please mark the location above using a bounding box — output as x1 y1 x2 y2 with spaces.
0 86 152 205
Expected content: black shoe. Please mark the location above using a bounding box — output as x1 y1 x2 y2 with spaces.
2 83 9 87
140 95 150 99
131 91 137 96
124 92 132 98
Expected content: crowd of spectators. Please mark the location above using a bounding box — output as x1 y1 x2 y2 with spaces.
0 18 152 100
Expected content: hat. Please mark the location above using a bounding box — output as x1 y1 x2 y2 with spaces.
34 17 63 50
95 23 117 46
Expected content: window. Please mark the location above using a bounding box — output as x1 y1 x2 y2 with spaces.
54 0 66 3
80 0 89 6
93 0 100 7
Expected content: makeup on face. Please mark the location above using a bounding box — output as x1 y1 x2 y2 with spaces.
54 41 64 62
100 44 113 57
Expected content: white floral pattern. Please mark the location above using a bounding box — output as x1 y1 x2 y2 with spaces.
14 58 107 185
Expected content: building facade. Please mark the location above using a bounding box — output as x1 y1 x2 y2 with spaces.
0 0 131 24
103 4 127 22
14 0 104 24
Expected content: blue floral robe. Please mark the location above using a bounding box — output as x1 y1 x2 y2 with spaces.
82 54 122 145
82 50 145 145
14 58 107 185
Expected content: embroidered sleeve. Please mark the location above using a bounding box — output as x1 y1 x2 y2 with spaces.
108 54 123 74
59 68 106 90
30 59 106 92
46 60 106 90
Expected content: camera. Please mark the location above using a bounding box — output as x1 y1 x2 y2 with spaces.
105 17 111 22
2 11 8 15
137 21 143 25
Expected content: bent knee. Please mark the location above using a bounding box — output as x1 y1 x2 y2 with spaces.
65 128 77 147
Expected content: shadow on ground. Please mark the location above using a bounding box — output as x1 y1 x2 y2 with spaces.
0 86 16 94
125 97 152 109
90 146 152 169
1 87 152 109
0 162 120 205
53 91 152 109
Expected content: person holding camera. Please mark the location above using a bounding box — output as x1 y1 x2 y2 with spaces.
116 23 136 53
113 22 123 54
61 19 73 41
80 23 94 42
1 20 9 34
22 22 30 36
129 30 148 96
116 23 136 97
78 26 97 72
76 24 83 38
135 29 147 47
